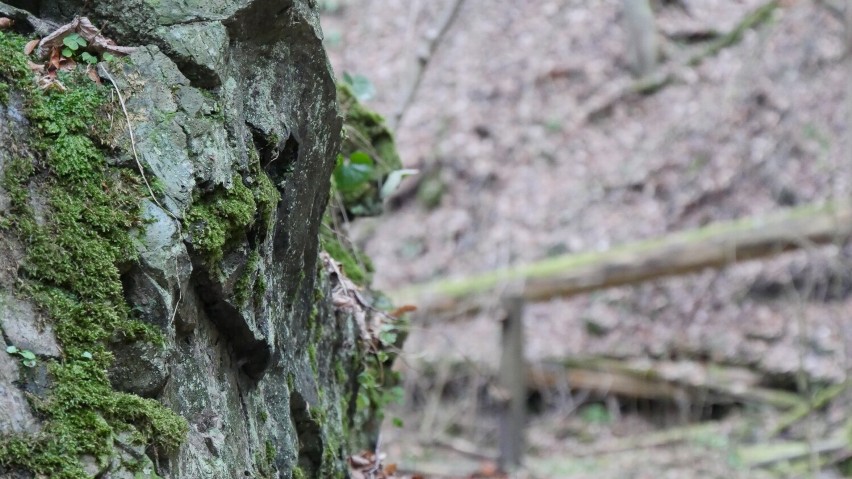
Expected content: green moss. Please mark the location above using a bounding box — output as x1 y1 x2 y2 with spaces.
264 440 276 472
337 84 400 171
255 440 278 479
185 167 279 268
234 250 262 307
334 362 349 391
292 466 306 479
253 170 280 230
0 31 186 478
320 227 373 286
185 175 256 264
308 344 318 376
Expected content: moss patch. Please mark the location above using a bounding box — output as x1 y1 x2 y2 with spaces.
185 166 280 268
319 224 373 287
234 249 262 307
0 31 186 478
185 174 256 264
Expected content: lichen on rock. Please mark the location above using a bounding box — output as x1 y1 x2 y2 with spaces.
0 0 379 478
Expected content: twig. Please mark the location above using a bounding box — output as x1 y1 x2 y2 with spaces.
391 0 467 129
100 64 188 331
98 64 163 211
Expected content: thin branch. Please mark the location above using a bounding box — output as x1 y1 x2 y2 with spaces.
391 0 467 129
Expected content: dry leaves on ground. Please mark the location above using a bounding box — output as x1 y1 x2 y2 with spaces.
348 450 423 479
18 17 136 90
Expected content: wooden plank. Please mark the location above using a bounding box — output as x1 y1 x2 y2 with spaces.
391 201 852 315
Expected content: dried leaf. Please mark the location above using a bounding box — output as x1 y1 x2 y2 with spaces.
48 46 61 71
27 60 44 73
348 454 372 468
58 56 76 71
36 17 137 60
389 305 417 317
383 463 398 475
24 38 40 55
332 293 357 309
86 67 101 84
0 17 12 30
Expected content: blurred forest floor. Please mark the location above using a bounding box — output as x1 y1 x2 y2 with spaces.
322 1 852 477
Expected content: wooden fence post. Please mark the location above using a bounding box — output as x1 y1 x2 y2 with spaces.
497 295 526 472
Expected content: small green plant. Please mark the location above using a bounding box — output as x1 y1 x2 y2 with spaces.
5 345 37 367
332 151 374 194
353 320 406 430
61 33 87 58
59 33 117 65
341 72 375 102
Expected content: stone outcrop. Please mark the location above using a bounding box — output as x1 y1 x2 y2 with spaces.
0 1 368 477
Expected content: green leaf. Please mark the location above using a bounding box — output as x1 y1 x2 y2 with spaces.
61 47 73 58
350 151 373 166
63 34 86 51
392 417 404 428
342 73 375 102
5 345 18 354
388 386 405 404
378 330 397 347
22 359 36 368
333 152 375 193
356 391 371 410
80 52 98 65
102 52 116 62
20 350 36 360
380 168 419 199
81 351 93 359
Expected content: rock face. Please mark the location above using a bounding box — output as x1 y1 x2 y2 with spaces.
0 1 364 478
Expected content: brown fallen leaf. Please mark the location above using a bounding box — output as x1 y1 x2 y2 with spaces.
0 17 13 30
58 56 76 71
48 46 61 71
389 304 417 317
86 67 101 84
24 38 39 55
36 17 136 60
27 60 45 73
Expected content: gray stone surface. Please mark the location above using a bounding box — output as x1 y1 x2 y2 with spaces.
0 0 361 478
0 345 39 435
0 293 61 357
109 340 171 397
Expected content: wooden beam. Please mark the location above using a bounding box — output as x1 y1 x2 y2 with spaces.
391 201 852 315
